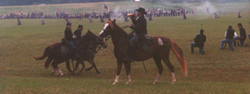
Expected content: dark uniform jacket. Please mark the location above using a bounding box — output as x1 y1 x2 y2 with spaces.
194 34 206 47
226 29 235 40
64 28 73 41
130 16 147 35
74 29 82 40
239 27 246 41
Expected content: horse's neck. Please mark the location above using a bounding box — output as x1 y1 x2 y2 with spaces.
88 41 97 49
111 26 128 47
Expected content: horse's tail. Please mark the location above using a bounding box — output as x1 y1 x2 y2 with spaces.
34 46 50 60
170 40 188 76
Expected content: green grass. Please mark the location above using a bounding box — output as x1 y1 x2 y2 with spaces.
1 2 250 94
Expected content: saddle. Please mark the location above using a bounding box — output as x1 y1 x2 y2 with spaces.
131 34 153 52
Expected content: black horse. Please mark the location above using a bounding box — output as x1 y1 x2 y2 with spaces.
34 30 107 75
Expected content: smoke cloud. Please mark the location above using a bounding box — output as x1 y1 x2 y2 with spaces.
184 1 218 20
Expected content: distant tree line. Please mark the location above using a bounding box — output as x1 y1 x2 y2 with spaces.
0 0 249 6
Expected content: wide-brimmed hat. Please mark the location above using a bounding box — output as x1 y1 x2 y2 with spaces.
136 7 147 14
78 25 83 28
237 23 242 26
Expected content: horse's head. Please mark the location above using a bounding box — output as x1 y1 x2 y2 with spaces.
86 30 107 48
98 18 117 40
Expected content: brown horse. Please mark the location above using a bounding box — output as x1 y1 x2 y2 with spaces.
34 30 107 75
98 19 187 84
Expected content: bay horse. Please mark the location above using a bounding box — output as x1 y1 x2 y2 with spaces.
34 30 107 75
98 19 187 84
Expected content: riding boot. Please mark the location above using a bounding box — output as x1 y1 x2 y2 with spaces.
124 46 135 62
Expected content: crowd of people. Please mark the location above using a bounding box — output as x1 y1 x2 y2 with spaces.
0 7 194 20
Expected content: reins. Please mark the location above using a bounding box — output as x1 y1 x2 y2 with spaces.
104 35 114 52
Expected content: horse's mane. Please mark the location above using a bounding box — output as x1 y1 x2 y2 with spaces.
110 19 128 36
83 30 99 38
80 30 98 43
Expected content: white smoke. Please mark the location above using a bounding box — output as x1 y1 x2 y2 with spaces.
184 1 218 20
110 6 124 23
196 1 218 14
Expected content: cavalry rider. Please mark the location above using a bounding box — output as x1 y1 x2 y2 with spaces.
73 25 83 50
64 23 79 58
125 7 148 62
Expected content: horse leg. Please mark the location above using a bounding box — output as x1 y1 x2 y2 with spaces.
65 59 75 75
124 62 131 84
113 60 123 85
85 66 93 72
50 60 57 75
73 60 80 72
51 60 63 76
86 59 100 74
58 69 63 76
162 58 176 84
153 56 163 84
85 59 94 72
77 61 85 75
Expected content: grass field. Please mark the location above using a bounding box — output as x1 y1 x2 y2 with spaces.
1 1 250 94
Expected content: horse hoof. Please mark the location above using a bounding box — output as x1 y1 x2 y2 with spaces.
172 81 176 84
125 81 131 85
113 82 117 85
153 81 158 84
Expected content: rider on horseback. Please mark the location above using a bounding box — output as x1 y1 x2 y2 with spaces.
125 7 148 62
73 25 83 50
64 23 79 59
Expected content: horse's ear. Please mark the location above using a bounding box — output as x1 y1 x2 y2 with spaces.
87 30 91 33
108 18 111 21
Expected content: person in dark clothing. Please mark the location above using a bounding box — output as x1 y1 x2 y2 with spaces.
125 7 147 62
41 18 45 25
65 17 70 24
149 11 152 21
73 25 83 50
238 11 241 18
17 18 21 25
191 29 206 54
234 23 246 46
220 25 235 50
64 23 78 58
183 13 187 20
100 15 104 23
